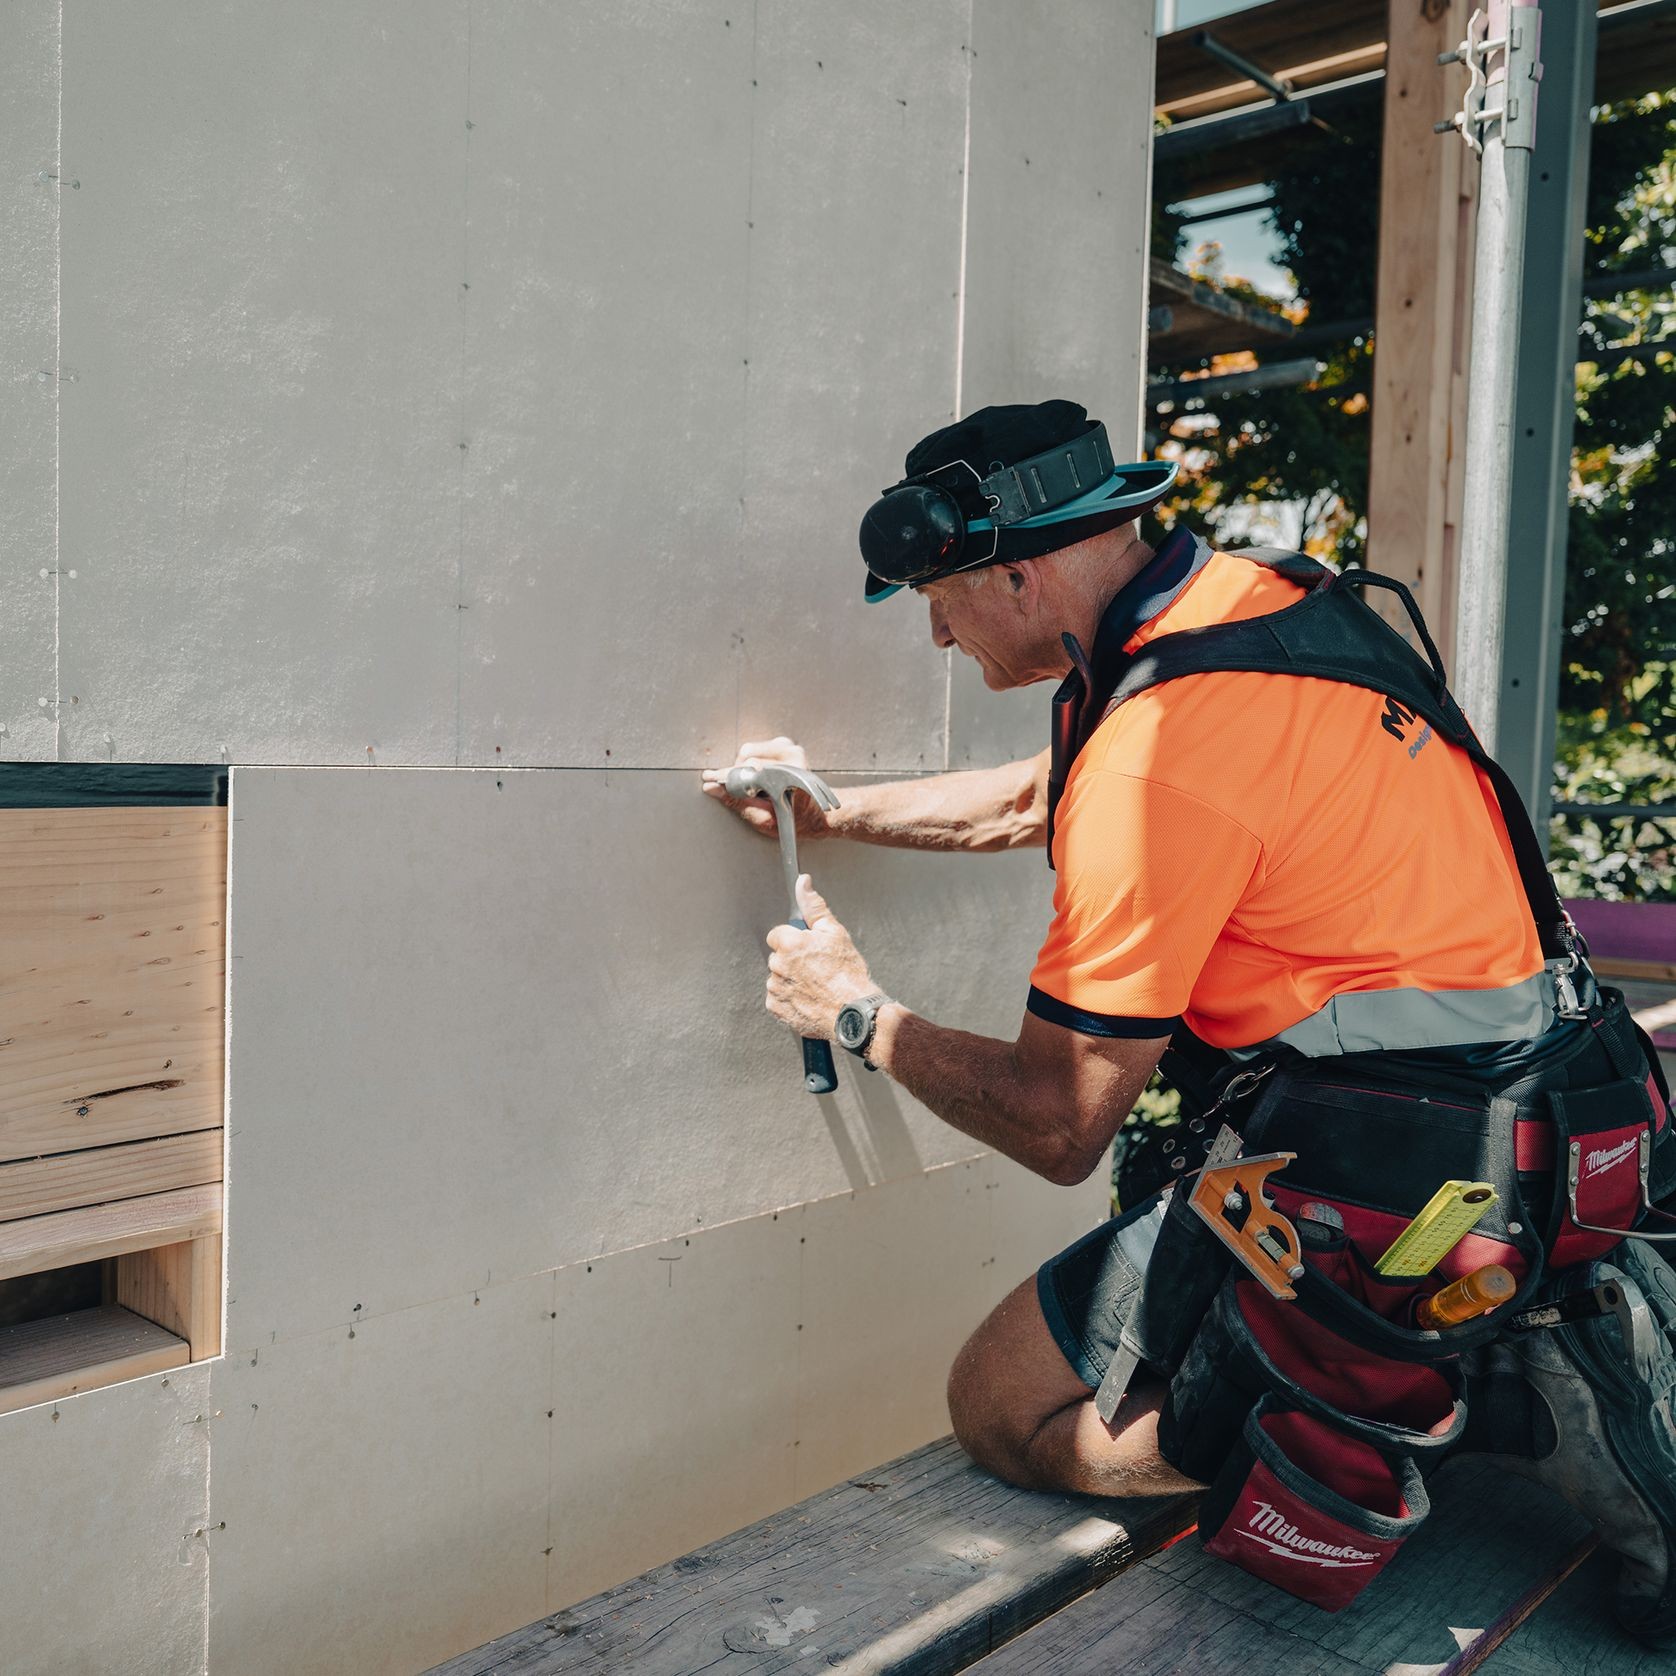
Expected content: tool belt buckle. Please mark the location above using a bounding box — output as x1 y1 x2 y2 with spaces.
1548 951 1588 1021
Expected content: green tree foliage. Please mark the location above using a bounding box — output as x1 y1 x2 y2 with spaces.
1568 95 1676 727
1548 94 1676 901
1151 98 1383 560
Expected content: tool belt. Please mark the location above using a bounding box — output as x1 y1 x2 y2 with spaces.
1132 993 1675 1612
1060 548 1676 1611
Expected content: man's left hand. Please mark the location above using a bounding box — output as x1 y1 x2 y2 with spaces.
765 876 876 1040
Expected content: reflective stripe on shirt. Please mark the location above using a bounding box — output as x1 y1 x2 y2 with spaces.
1232 972 1556 1059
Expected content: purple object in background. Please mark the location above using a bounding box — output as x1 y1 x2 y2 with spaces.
1564 898 1676 1049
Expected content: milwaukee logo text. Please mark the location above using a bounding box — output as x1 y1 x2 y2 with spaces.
1585 1136 1640 1179
1238 1501 1380 1567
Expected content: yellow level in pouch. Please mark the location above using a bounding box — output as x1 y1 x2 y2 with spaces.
1374 1181 1499 1276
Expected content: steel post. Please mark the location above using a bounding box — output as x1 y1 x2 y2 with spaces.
1454 2 1544 753
1498 0 1597 832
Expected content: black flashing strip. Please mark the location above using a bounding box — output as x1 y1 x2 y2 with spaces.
1027 987 1180 1041
0 762 227 808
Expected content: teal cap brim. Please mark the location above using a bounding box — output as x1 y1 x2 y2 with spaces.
862 458 1178 603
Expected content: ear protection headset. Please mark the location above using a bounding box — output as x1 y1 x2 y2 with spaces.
858 421 1177 602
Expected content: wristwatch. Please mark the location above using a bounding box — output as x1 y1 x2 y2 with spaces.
835 991 891 1068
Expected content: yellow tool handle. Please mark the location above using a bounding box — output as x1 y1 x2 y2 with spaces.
1415 1264 1516 1329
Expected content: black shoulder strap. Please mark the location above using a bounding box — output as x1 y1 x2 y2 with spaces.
1090 550 1573 964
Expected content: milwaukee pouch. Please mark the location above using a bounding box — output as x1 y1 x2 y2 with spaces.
1544 1076 1663 1267
1161 1272 1466 1484
1199 1396 1428 1612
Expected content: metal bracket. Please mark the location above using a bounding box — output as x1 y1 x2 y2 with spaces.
1191 30 1296 104
1434 4 1544 155
1565 1132 1676 1245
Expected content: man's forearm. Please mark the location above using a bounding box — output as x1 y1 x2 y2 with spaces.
868 1003 1088 1183
823 752 1049 852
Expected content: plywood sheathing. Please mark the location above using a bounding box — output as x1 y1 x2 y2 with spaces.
0 1362 212 1676
1365 0 1477 658
0 0 60 760
950 0 1158 770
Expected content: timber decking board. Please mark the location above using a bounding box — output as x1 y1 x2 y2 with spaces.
0 1183 223 1282
968 1459 1600 1675
0 1129 223 1223
0 806 226 1164
0 1302 188 1414
1473 1547 1668 1676
424 1437 1198 1676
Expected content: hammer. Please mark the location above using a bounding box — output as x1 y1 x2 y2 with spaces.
724 761 842 1094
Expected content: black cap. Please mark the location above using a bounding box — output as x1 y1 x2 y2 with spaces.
863 401 1175 601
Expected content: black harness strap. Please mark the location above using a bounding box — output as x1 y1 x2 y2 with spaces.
1055 549 1574 964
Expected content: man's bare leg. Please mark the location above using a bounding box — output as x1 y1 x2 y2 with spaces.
947 1273 1203 1497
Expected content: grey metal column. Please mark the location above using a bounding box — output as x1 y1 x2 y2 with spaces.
1498 0 1597 833
1455 2 1544 753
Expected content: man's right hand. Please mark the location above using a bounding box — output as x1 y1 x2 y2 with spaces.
701 737 833 841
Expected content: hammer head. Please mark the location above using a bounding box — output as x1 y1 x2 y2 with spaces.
724 761 841 814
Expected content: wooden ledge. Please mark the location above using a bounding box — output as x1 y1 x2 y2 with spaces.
0 1183 223 1283
426 1438 1197 1675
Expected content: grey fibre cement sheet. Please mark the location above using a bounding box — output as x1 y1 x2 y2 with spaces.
221 765 1056 1345
949 0 1156 774
0 0 61 760
423 1436 1198 1676
970 1457 1599 1675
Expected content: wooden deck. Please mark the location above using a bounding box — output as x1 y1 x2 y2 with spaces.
428 1441 1663 1676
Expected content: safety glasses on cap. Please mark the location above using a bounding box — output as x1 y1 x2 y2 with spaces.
859 423 1179 602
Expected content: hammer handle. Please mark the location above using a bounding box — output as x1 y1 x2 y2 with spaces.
790 916 839 1094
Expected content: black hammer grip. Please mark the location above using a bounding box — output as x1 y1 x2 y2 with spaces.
790 915 839 1094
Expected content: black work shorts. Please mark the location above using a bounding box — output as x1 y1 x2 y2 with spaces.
1035 1188 1168 1390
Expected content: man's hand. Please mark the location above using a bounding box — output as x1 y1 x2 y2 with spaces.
764 877 876 1039
702 737 832 841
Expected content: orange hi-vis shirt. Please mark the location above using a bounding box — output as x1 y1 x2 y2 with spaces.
1027 533 1547 1055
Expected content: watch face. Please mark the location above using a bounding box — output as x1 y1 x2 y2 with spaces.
836 1005 868 1050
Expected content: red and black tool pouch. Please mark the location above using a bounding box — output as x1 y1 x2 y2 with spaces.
1196 1396 1429 1610
1162 1266 1462 1611
1155 1060 1512 1611
1513 986 1676 1262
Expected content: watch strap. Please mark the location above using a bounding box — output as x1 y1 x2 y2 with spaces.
838 991 891 1063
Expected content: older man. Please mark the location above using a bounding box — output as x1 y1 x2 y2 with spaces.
703 400 1676 1643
